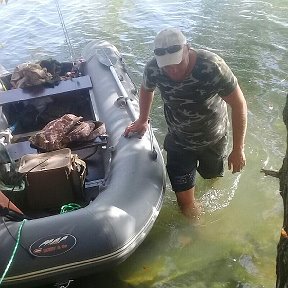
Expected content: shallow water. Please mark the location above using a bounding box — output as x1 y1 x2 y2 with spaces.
1 0 288 287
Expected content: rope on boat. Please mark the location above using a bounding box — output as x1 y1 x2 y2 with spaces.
0 219 26 285
0 203 80 285
60 203 81 214
54 0 76 61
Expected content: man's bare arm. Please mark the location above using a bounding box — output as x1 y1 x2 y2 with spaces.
222 84 247 173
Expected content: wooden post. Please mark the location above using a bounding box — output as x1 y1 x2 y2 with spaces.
262 95 288 287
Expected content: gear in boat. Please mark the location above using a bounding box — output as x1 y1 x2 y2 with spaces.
0 60 108 219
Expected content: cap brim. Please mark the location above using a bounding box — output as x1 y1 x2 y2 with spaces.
155 48 184 68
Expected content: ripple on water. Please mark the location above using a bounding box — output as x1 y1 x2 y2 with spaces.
199 174 241 213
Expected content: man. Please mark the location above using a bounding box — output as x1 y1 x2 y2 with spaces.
124 27 247 220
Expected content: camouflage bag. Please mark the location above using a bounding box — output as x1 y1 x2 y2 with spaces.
29 114 106 152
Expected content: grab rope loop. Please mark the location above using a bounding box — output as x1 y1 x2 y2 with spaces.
0 219 26 285
60 203 81 214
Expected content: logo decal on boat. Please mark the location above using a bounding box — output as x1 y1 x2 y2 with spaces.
29 234 77 257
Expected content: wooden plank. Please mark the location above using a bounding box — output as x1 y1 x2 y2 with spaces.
0 75 92 105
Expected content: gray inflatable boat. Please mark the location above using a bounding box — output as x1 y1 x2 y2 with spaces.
0 41 166 287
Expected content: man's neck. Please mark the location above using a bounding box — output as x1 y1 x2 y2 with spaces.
186 49 197 76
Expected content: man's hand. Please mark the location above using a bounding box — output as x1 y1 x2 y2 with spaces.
123 119 149 138
228 148 246 173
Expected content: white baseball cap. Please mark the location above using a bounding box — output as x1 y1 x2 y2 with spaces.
154 28 187 68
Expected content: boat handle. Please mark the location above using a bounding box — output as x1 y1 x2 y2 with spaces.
148 119 157 160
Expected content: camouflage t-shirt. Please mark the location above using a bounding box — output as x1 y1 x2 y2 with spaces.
142 49 238 151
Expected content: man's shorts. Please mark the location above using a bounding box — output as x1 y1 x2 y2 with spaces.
165 136 228 193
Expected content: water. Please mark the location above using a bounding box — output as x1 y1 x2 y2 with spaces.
1 0 287 287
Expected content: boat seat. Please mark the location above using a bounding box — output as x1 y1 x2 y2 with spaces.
4 135 108 162
5 141 38 162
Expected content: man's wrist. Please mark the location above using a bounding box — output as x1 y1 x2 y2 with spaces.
232 145 245 152
138 116 149 123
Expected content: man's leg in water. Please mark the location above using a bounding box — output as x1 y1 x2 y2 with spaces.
175 186 202 219
166 149 201 220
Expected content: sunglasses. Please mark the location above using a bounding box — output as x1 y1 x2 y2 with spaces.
154 45 183 56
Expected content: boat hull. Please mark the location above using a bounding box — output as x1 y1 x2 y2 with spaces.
0 41 166 287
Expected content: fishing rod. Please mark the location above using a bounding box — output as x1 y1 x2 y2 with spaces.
54 0 76 62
